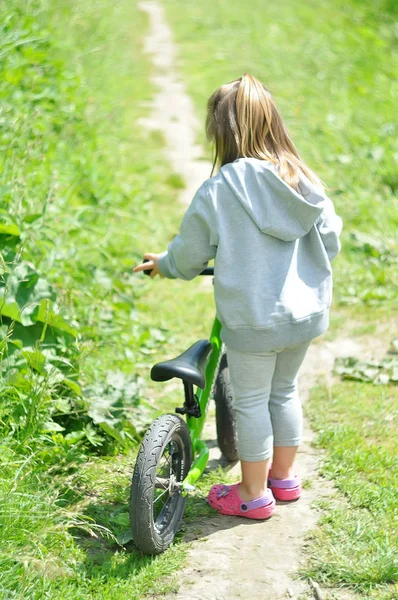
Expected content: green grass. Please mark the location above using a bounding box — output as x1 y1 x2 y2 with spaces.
305 382 398 599
0 0 223 595
164 0 398 317
2 0 398 597
161 1 398 597
0 443 189 599
0 0 213 597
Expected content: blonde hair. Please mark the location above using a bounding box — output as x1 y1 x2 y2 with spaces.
206 73 322 190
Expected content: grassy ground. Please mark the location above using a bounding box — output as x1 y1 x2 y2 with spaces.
0 1 213 598
164 0 398 317
304 382 398 600
162 0 398 597
1 0 397 598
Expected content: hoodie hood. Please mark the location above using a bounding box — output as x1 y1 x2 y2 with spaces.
220 158 324 242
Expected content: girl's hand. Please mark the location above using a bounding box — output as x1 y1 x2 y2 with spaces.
133 253 164 279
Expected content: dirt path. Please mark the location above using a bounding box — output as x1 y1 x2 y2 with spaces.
138 1 211 207
137 3 385 599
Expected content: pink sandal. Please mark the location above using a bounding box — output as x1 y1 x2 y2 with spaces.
268 475 302 501
207 483 275 519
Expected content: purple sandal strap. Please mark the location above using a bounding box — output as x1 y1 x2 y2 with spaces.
268 475 300 489
240 491 274 512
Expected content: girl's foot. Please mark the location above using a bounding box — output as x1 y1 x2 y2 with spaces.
267 474 302 501
207 483 275 519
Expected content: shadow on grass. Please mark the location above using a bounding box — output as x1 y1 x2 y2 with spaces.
73 499 161 583
71 432 263 573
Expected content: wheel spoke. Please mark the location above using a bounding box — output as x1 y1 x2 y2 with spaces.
154 487 169 504
130 414 192 553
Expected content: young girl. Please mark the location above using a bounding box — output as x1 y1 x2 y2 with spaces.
134 74 342 520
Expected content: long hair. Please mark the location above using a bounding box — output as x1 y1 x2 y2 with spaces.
206 73 322 190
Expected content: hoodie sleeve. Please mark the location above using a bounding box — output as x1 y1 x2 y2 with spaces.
316 196 343 261
158 181 218 280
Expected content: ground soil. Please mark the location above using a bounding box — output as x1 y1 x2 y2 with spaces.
138 3 390 598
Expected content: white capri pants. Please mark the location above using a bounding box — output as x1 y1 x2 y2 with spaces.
226 342 310 462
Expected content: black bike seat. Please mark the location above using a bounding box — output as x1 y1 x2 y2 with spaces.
151 340 212 389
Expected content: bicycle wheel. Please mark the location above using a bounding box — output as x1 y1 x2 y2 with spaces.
130 414 192 555
214 351 239 462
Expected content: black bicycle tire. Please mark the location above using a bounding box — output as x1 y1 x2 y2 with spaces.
214 352 239 462
130 414 192 555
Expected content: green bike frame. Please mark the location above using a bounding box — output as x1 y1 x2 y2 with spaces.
181 317 223 493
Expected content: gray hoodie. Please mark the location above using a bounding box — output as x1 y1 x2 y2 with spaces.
159 157 342 352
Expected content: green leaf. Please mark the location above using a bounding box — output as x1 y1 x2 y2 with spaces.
1 263 57 326
35 301 78 336
55 397 72 413
117 530 134 545
9 339 23 349
23 348 46 373
0 299 22 322
109 511 129 528
0 262 78 337
0 224 20 236
98 421 125 445
84 424 103 447
0 292 78 336
42 420 65 432
23 213 42 224
334 355 398 386
63 378 82 396
123 420 140 440
65 430 86 445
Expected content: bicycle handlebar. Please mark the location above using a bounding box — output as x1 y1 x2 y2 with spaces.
143 259 214 277
199 267 214 276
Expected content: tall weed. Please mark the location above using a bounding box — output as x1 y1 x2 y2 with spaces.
0 0 162 453
0 2 182 595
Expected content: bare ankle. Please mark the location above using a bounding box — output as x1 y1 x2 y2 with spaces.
239 482 267 501
271 446 298 480
269 466 295 480
239 458 271 501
